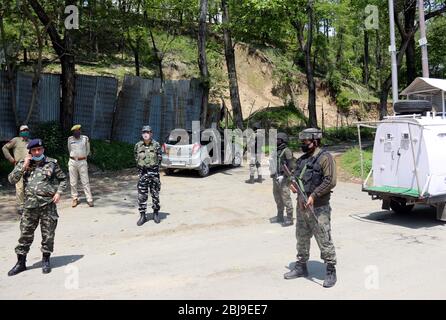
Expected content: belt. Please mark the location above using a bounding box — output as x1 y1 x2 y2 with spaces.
70 156 87 161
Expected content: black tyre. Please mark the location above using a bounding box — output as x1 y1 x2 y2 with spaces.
198 162 210 177
390 198 414 214
394 100 432 114
164 169 174 176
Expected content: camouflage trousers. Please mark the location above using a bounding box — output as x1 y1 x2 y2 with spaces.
272 178 293 218
15 203 59 255
138 169 161 214
295 204 337 265
249 159 261 177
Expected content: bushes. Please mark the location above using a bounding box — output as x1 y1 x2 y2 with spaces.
339 147 373 178
29 122 136 172
89 140 135 171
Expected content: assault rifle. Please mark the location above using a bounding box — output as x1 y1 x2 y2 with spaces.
282 163 316 218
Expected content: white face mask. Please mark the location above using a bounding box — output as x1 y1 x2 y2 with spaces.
142 133 151 140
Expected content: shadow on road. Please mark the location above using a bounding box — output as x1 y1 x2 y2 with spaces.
351 205 446 229
163 165 236 179
286 261 326 286
29 254 84 270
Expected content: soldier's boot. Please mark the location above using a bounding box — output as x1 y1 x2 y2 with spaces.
272 214 284 223
282 216 294 227
7 254 27 276
72 198 79 208
284 262 308 279
153 210 161 224
42 253 51 274
137 213 147 226
256 175 263 183
245 176 255 184
323 264 337 288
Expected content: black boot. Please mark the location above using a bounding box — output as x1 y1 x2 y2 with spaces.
323 264 337 288
42 253 51 274
137 212 147 226
8 254 27 276
256 175 263 183
282 216 294 227
153 210 161 224
245 176 255 184
284 262 308 279
271 215 284 223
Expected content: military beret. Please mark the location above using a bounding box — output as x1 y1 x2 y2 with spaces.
27 138 44 150
71 124 82 131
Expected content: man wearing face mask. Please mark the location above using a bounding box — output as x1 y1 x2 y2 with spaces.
270 132 294 227
134 125 162 226
2 125 31 216
68 124 93 208
284 128 338 288
7 139 67 276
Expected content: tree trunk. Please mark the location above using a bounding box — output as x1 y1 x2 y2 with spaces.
305 1 317 128
148 28 164 84
363 30 370 86
198 0 210 127
221 0 243 129
29 0 76 131
404 0 417 85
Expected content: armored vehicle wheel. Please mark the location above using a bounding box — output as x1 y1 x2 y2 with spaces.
390 198 414 214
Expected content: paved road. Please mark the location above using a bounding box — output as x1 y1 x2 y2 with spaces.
0 163 445 299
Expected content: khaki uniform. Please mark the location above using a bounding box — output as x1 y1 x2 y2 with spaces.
67 135 93 202
2 137 29 208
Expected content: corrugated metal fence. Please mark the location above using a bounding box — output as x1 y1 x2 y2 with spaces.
0 71 203 144
112 76 203 144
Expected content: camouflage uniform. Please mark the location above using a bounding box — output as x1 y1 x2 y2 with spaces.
272 146 294 219
134 140 162 214
294 147 337 265
8 157 67 255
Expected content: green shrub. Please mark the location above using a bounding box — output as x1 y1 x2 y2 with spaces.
340 147 373 178
89 140 135 171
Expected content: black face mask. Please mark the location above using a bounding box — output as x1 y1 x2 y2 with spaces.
301 142 314 153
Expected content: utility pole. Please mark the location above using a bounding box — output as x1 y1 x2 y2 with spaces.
418 0 430 78
388 0 399 105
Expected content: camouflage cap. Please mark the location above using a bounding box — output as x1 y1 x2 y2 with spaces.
277 132 289 143
27 138 44 150
141 125 152 132
299 128 322 141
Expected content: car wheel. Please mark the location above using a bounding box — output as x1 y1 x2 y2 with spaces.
198 162 210 177
390 198 414 214
164 169 174 176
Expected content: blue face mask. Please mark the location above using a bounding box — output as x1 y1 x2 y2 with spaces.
32 154 45 161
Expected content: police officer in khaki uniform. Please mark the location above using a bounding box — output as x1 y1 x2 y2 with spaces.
284 128 337 288
67 124 93 207
2 125 31 215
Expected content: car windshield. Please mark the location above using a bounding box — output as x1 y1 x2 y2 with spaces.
166 129 223 146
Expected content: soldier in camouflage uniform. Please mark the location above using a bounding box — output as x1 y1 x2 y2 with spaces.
134 125 162 226
284 128 338 288
7 139 67 276
270 132 294 227
245 124 263 184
